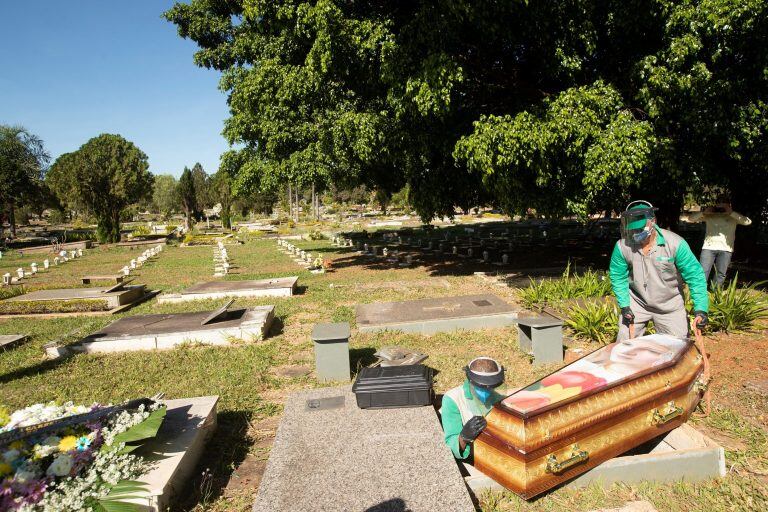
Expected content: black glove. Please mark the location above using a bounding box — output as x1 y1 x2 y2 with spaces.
620 307 635 326
694 311 708 328
460 415 487 443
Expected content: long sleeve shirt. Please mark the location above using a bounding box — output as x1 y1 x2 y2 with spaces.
609 226 708 313
685 211 751 252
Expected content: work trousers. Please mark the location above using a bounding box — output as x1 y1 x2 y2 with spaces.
700 249 732 288
616 297 688 341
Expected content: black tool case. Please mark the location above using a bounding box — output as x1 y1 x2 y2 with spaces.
352 364 434 409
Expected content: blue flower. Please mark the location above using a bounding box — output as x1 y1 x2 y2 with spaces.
75 436 91 451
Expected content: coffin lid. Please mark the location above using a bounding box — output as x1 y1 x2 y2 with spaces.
500 334 692 420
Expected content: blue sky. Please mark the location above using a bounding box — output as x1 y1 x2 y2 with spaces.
0 1 230 178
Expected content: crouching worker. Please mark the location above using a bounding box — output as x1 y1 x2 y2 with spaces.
441 357 505 460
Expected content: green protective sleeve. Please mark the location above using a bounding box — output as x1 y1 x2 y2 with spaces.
441 394 471 460
675 239 709 312
608 242 631 308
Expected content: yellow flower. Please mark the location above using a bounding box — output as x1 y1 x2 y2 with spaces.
58 436 78 452
0 462 11 477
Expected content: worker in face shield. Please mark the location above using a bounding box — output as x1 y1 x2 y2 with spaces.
440 357 505 460
609 200 709 341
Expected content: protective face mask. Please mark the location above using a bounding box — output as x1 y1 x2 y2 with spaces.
474 386 493 403
632 226 652 244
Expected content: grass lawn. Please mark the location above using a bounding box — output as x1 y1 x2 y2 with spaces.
1 236 766 511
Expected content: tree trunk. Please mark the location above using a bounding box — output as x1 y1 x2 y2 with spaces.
9 204 16 238
294 185 299 222
287 183 292 220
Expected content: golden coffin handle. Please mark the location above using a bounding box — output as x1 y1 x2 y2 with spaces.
651 401 684 425
545 444 589 474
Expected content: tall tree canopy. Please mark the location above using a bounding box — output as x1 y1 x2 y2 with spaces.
0 125 50 236
152 174 179 220
177 167 197 229
166 0 768 223
48 134 153 243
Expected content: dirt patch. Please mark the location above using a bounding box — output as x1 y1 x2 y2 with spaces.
270 364 312 379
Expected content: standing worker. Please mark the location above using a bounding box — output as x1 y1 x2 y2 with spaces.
609 201 709 340
441 357 505 460
684 200 752 287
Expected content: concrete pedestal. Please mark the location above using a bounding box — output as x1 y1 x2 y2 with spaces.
311 322 351 382
517 315 563 365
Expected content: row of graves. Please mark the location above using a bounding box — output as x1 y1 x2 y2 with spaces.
251 287 726 511
2 238 304 509
276 238 326 273
1 247 85 286
326 217 642 270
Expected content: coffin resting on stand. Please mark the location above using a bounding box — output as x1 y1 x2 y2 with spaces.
475 334 707 499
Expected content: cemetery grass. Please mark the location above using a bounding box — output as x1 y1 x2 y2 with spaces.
0 238 766 511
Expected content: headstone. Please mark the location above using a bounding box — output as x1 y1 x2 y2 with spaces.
502 254 509 264
16 268 24 279
2 274 10 286
130 259 137 269
30 263 37 274
453 246 458 255
54 257 59 265
70 250 76 259
77 248 83 257
122 266 130 276
483 251 489 263
43 259 49 269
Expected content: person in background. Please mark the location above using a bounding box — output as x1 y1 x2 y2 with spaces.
685 200 752 287
441 357 505 460
609 200 709 341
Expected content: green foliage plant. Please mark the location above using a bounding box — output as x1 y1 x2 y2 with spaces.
518 264 612 308
708 278 768 333
565 301 618 344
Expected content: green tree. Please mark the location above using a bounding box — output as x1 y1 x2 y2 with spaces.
191 162 210 219
167 1 768 225
152 174 178 220
0 125 50 236
48 134 153 243
177 167 197 230
210 169 233 229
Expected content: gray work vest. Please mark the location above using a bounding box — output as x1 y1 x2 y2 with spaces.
617 228 686 314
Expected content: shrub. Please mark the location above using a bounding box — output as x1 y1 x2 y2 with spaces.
708 278 768 332
565 301 618 344
131 225 151 237
307 229 325 240
518 263 612 308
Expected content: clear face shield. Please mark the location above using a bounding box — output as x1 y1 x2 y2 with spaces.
620 202 657 245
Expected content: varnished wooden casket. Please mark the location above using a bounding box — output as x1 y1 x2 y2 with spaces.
475 334 707 498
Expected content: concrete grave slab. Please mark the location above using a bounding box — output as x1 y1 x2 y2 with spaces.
158 277 298 303
356 293 518 334
48 306 274 357
127 396 218 512
252 386 474 512
0 334 27 350
0 285 156 317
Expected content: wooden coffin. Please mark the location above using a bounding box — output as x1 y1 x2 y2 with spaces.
474 334 706 499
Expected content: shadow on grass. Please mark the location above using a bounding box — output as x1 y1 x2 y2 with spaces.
268 316 285 337
350 347 377 372
0 356 70 385
173 409 254 511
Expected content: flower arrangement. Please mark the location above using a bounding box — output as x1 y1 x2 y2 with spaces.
0 400 166 511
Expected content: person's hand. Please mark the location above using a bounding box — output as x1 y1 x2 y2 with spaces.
620 307 635 327
459 416 487 443
694 311 708 329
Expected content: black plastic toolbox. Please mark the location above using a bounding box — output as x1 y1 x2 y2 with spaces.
352 364 434 409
